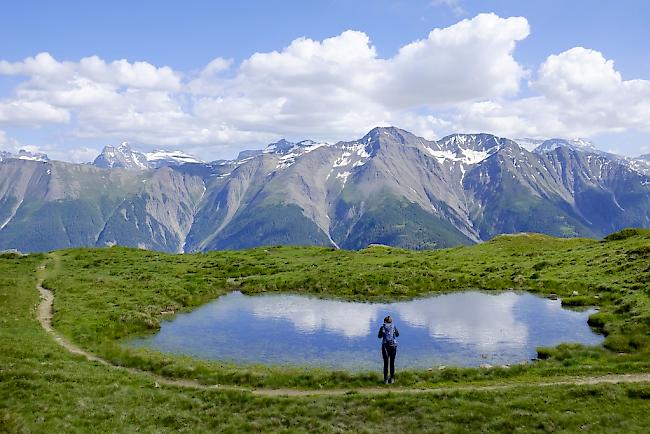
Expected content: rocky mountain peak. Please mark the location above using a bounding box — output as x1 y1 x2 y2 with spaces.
145 150 204 168
93 142 148 169
1 126 649 254
534 138 596 154
0 149 50 162
423 133 509 166
16 149 50 162
438 133 506 152
263 139 296 155
362 126 421 146
93 142 202 169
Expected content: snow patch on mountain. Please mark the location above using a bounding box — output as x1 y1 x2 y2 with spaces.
145 150 204 167
333 152 352 168
534 138 597 154
93 142 148 169
336 171 351 185
628 158 650 175
93 142 202 169
273 140 330 169
0 149 50 162
424 145 498 165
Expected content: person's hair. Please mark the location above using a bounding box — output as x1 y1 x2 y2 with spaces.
384 315 392 323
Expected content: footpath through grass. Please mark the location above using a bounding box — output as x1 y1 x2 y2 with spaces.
2 253 650 432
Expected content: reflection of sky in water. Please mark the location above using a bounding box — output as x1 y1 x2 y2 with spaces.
126 291 603 370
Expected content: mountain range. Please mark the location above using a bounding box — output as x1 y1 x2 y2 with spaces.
1 127 649 253
92 142 205 169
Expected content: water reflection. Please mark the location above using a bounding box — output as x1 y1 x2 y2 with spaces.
126 290 603 369
249 296 380 338
394 291 528 350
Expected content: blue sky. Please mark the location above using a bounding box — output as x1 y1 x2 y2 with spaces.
1 0 649 161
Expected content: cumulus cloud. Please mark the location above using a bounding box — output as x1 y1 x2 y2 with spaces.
192 14 530 141
0 100 70 125
0 52 180 90
0 14 648 159
455 47 650 139
0 14 531 155
382 13 529 107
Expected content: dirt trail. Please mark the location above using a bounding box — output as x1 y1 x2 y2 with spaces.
35 264 650 398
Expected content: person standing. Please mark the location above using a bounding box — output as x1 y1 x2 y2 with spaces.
378 315 399 384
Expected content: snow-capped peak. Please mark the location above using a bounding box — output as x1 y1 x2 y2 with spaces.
16 149 50 162
425 134 504 166
93 142 147 169
93 142 201 170
569 138 595 149
534 138 597 154
144 150 204 168
263 139 296 155
274 140 330 169
0 149 50 162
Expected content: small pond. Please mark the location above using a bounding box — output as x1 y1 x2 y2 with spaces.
126 291 603 370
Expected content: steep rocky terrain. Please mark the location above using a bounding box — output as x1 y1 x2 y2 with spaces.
1 127 649 252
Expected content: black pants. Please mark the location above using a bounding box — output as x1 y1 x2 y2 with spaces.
382 344 397 380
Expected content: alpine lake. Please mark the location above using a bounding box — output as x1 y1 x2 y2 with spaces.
126 290 603 371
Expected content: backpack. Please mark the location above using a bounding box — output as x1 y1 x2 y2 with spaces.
383 323 397 346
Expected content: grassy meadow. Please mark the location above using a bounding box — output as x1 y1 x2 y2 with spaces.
2 228 650 432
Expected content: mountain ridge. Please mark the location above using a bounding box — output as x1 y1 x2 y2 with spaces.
1 126 649 253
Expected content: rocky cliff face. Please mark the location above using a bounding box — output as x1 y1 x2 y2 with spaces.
1 127 649 252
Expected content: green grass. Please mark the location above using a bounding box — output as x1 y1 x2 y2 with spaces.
30 228 650 392
0 231 650 433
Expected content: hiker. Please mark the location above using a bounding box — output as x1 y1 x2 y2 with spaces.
378 315 399 384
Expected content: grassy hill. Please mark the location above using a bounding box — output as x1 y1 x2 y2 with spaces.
2 228 650 431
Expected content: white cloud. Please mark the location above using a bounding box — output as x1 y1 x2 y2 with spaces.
246 294 381 339
192 14 529 141
0 100 70 125
0 14 530 155
0 130 99 163
395 291 528 350
454 47 650 140
0 130 22 152
0 14 648 159
0 52 180 90
33 143 100 163
382 13 529 108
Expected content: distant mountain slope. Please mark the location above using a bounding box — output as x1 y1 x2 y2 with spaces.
0 160 204 252
1 127 649 252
